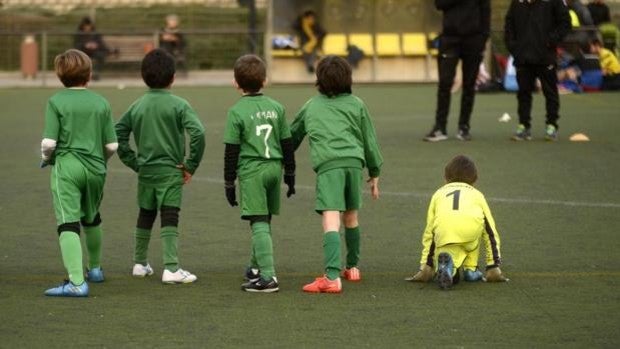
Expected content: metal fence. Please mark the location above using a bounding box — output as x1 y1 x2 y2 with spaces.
1 29 263 86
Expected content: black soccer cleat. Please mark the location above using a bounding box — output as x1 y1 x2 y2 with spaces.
423 128 448 142
456 128 472 141
244 267 260 283
241 277 279 293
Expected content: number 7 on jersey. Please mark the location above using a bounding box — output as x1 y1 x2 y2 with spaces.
256 124 273 158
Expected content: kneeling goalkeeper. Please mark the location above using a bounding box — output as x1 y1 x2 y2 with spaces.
408 155 508 289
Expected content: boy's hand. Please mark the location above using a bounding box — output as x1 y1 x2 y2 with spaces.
284 174 295 198
483 267 509 282
176 164 192 184
367 177 379 199
225 181 238 207
405 264 434 282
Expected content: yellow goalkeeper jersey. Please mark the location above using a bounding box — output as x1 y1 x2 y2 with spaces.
419 182 501 268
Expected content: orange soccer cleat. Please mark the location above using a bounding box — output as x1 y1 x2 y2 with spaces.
302 275 342 293
341 267 361 281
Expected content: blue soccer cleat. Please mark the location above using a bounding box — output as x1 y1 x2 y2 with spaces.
545 124 558 141
463 269 484 282
436 252 454 290
86 267 105 283
511 124 532 141
44 280 89 297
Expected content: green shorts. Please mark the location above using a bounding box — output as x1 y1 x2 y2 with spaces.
50 153 105 226
315 167 363 213
138 172 184 210
239 161 282 218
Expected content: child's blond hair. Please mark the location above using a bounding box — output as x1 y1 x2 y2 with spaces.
54 49 92 87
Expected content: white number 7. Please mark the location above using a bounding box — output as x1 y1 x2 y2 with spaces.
256 124 273 158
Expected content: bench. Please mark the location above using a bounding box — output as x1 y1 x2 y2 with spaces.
272 32 437 58
104 35 156 64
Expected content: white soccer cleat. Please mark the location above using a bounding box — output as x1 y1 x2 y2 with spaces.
162 268 197 284
132 263 154 277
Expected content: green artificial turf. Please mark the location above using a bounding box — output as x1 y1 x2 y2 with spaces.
0 85 618 347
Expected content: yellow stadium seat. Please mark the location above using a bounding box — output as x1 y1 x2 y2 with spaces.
323 34 348 56
349 33 374 55
271 50 300 57
376 33 401 56
402 33 428 56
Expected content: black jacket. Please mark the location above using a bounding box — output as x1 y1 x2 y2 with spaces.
587 2 611 26
504 0 571 66
435 0 491 38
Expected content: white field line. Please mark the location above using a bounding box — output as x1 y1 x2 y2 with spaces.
108 168 620 209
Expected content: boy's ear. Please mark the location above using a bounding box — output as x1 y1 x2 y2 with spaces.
233 79 239 89
170 73 176 87
263 78 268 88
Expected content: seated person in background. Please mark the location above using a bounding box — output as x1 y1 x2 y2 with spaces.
159 14 186 71
590 39 620 90
74 17 110 80
556 48 583 93
292 10 326 73
578 49 604 91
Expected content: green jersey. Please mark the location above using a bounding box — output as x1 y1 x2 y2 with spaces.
223 94 291 178
43 88 117 175
116 89 205 175
291 93 383 176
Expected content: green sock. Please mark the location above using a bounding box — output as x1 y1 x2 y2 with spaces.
84 225 102 269
345 226 361 268
161 227 179 272
251 222 275 279
59 231 84 285
134 228 151 265
323 231 341 280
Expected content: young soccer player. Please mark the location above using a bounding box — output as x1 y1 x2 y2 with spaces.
223 54 296 293
291 55 383 294
41 49 118 297
407 155 508 289
116 49 205 284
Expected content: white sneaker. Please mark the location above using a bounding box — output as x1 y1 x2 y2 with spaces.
132 263 154 277
162 268 197 284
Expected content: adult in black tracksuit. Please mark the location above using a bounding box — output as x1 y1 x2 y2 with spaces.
424 0 490 142
504 0 571 141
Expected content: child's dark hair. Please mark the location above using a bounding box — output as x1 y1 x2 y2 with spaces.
444 155 478 185
591 38 603 47
141 48 175 88
315 55 352 97
54 49 92 87
302 10 317 18
234 54 266 93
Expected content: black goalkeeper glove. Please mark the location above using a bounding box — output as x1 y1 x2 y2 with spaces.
225 182 238 207
284 174 295 198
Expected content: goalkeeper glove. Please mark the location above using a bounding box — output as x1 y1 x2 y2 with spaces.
225 182 238 207
404 264 434 282
484 267 509 282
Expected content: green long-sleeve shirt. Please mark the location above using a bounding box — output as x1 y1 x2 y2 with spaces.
115 89 205 175
291 93 383 176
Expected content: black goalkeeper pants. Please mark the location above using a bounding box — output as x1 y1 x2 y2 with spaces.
434 35 485 132
516 63 560 129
